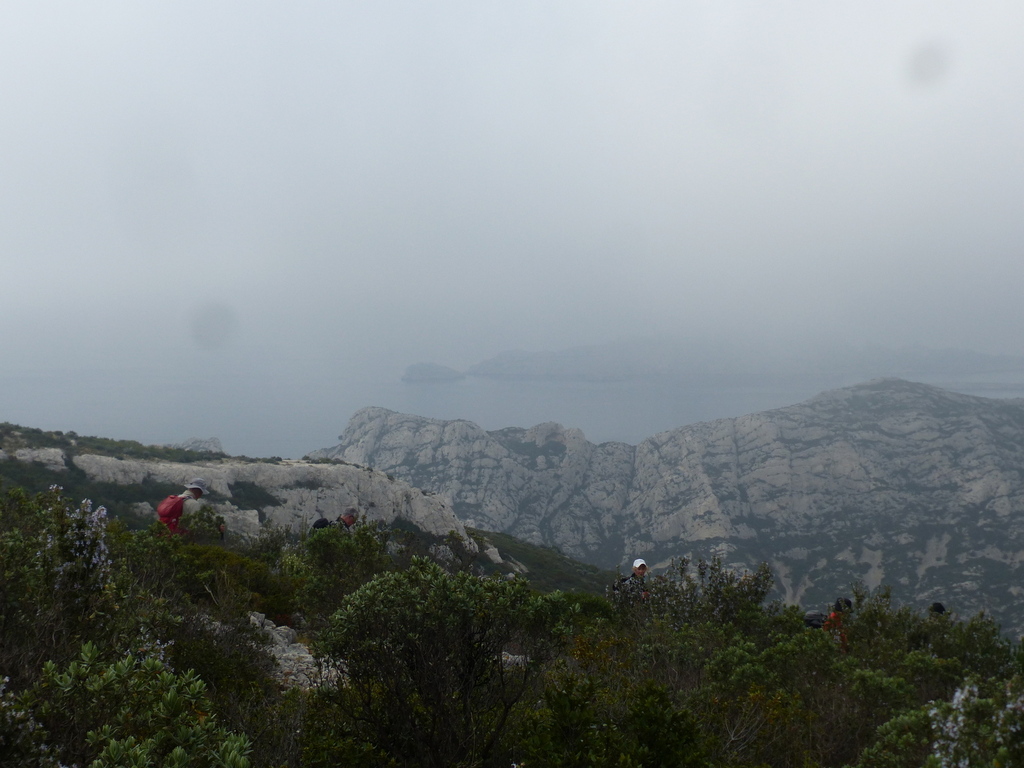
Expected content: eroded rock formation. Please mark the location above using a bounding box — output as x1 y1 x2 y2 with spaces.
312 379 1024 635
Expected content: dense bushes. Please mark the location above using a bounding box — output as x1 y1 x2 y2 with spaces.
0 487 126 688
309 559 569 767
3 484 1024 767
18 643 252 768
0 487 286 766
284 522 393 631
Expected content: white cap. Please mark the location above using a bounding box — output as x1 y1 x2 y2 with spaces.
633 558 647 569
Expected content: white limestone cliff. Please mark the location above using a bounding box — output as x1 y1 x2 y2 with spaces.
65 453 471 547
312 379 1024 636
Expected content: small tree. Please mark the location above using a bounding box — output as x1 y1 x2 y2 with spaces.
311 558 569 767
285 522 392 631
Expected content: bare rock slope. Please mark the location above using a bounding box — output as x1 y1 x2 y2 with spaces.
312 379 1024 635
5 448 470 547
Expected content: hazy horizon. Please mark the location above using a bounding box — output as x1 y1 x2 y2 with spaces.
5 338 1024 459
4 3 1024 457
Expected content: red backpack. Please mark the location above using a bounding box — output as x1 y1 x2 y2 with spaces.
156 494 186 533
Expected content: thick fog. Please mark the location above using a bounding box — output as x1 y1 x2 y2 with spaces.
3 2 1024 457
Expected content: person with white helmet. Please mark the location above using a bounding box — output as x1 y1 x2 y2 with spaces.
613 558 650 600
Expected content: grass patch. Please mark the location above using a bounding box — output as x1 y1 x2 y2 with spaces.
469 528 615 595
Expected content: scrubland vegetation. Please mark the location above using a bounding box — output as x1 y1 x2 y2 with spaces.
2 484 1024 767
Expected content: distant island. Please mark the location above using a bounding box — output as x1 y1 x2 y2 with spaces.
404 337 1024 385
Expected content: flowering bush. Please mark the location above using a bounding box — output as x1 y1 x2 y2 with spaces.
0 486 288 767
0 487 125 686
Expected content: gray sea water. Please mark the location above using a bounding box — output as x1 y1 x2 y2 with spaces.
4 367 1024 460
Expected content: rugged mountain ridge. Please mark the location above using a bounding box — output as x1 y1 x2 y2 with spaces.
311 379 1024 635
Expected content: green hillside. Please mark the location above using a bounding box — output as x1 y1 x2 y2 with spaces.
4 423 1024 767
469 527 616 595
0 421 231 462
3 482 1023 768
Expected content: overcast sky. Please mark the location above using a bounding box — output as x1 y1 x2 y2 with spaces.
3 2 1024 456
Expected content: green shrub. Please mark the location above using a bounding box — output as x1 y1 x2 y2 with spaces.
0 487 125 686
16 643 251 768
286 522 393 631
311 559 569 767
925 677 1024 768
515 676 707 768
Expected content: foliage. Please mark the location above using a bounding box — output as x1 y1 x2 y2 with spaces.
0 675 62 768
284 521 393 630
4 482 1024 768
0 486 293 767
852 705 935 768
636 556 777 631
0 422 226 463
925 677 1024 768
14 643 251 768
181 504 229 545
235 523 294 567
310 558 570 767
469 528 616 594
0 487 126 687
514 675 707 768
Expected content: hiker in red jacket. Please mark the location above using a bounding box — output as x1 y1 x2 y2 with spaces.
157 478 210 535
824 596 852 653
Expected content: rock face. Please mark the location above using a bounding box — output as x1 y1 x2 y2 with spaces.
9 451 471 547
249 612 335 689
311 379 1024 636
311 411 635 564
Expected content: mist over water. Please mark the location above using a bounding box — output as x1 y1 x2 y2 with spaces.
6 363 1023 460
4 4 1024 462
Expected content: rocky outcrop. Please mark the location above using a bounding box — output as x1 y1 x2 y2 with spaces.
12 447 68 473
312 379 1024 636
311 411 636 564
249 612 335 689
3 447 472 547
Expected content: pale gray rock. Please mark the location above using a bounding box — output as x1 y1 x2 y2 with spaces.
310 411 633 564
68 454 472 547
133 501 156 520
249 612 334 689
315 380 1024 637
13 447 67 472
